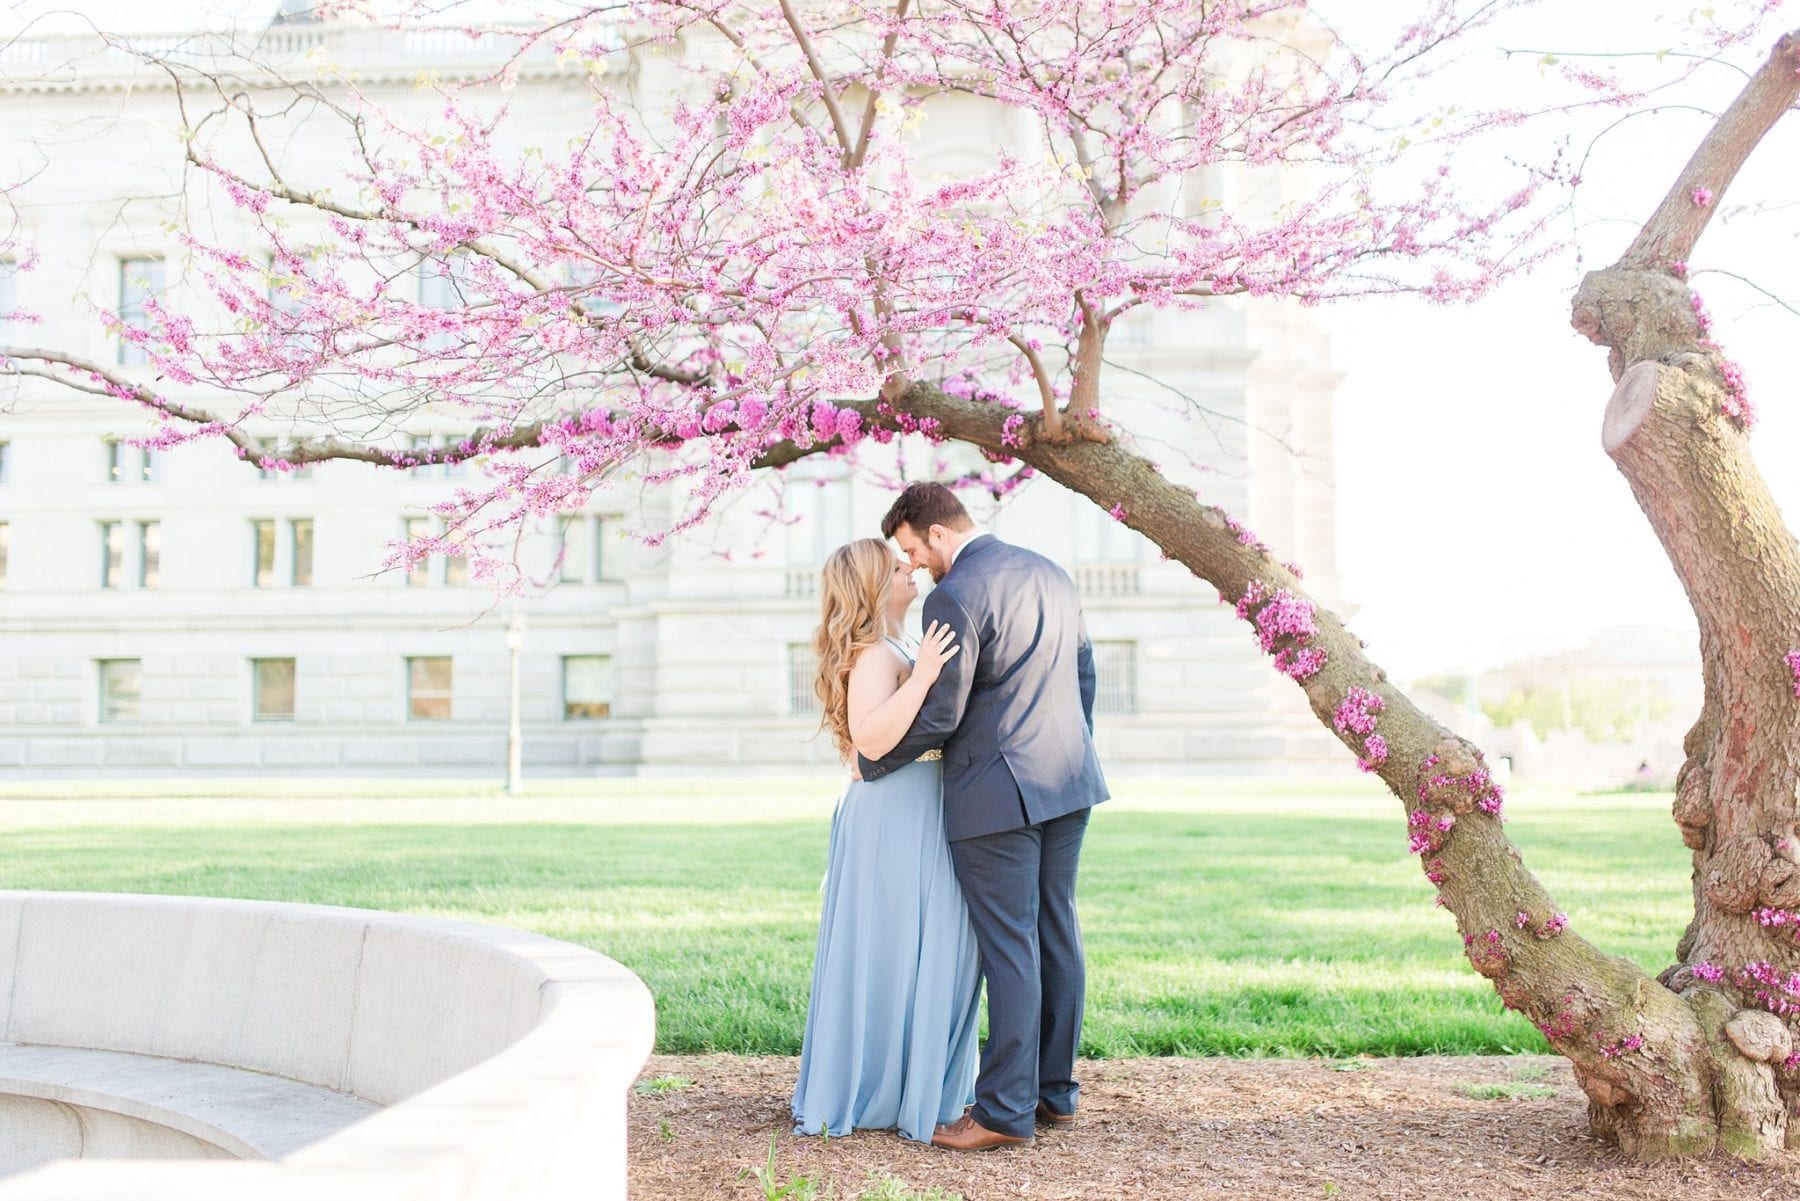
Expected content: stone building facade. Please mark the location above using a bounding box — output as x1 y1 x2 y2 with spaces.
0 17 1347 777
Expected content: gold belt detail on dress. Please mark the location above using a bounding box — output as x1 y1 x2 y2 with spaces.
915 749 944 762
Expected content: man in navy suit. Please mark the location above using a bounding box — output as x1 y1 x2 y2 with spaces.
859 481 1109 1151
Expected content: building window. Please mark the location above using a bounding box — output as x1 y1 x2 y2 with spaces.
406 433 443 479
407 656 452 720
266 254 327 358
290 519 313 586
1093 641 1138 716
98 659 140 723
563 655 614 719
0 522 9 587
553 516 611 585
252 658 296 721
445 530 469 587
559 515 587 584
251 519 276 587
440 434 473 479
0 259 17 344
787 642 821 719
418 256 475 352
118 257 165 366
594 517 612 582
137 521 160 588
402 517 467 586
104 440 158 484
99 521 123 588
419 256 473 309
403 516 432 586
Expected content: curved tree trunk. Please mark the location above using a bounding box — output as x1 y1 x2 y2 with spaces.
1568 28 1800 1158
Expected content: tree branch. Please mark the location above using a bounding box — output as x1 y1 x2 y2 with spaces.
1067 290 1105 423
777 0 856 162
1006 332 1061 441
1621 30 1800 268
186 142 557 291
848 0 910 171
1 347 544 467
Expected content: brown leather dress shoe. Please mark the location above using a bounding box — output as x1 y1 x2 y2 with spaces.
930 1114 1033 1151
1035 1099 1075 1126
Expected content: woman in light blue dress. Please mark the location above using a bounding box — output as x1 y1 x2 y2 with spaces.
791 538 983 1144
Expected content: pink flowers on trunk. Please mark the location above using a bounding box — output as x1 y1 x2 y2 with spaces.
1735 961 1800 1017
1416 753 1505 817
1235 580 1326 682
1690 291 1756 429
1333 686 1388 772
1514 910 1568 939
1407 809 1454 855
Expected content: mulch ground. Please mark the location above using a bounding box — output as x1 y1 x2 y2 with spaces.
629 1053 1800 1200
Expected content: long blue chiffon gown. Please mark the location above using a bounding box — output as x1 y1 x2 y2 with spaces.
791 639 983 1144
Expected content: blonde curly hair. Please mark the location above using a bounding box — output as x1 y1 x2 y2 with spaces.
813 538 896 760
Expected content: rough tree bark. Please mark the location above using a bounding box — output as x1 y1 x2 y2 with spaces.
1568 27 1800 1159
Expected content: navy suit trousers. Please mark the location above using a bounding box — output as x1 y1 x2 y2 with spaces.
948 806 1090 1138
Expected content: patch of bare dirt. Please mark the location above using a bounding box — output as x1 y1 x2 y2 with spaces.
629 1053 1800 1199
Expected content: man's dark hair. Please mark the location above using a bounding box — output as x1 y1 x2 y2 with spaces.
881 481 975 540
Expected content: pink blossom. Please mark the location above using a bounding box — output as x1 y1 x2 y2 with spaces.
1333 686 1386 737
1691 187 1713 207
1735 961 1800 1017
24 0 1730 594
1223 516 1270 555
1408 809 1450 856
1417 760 1505 819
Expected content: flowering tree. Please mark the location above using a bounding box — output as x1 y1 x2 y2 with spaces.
2 0 1797 1159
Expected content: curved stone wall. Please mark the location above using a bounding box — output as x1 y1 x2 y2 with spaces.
0 891 656 1201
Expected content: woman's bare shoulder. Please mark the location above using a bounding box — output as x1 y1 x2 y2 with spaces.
849 639 908 679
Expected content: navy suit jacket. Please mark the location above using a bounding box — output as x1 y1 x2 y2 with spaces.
859 534 1109 841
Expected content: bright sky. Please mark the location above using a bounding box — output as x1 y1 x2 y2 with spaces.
7 0 1795 679
1319 1 1799 677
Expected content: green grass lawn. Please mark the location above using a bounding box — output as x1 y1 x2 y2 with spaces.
0 776 1692 1058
